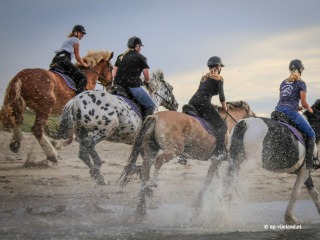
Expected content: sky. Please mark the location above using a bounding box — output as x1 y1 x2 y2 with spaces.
0 0 319 116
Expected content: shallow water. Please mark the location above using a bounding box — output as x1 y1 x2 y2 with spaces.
1 200 319 239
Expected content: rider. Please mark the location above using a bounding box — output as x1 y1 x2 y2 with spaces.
112 36 156 119
50 25 88 95
275 59 317 170
188 56 228 158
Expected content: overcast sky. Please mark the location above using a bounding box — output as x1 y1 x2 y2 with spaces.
1 0 319 116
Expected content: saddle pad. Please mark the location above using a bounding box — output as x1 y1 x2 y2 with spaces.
190 115 215 136
50 70 76 91
278 121 305 146
116 96 142 119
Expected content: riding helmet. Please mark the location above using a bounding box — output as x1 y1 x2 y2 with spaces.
127 36 144 48
289 59 304 73
207 56 225 68
72 25 87 34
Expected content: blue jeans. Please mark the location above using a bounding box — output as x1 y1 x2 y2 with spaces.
129 87 156 110
275 106 315 138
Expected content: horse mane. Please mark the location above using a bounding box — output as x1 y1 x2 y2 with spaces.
213 100 256 117
75 50 113 68
151 69 174 90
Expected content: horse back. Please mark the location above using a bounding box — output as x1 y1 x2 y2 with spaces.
153 111 216 158
237 117 304 172
12 68 74 114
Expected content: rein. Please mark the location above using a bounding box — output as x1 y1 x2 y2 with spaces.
86 62 113 89
222 108 238 123
153 89 175 110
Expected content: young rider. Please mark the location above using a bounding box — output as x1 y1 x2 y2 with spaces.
50 25 88 95
112 36 156 119
275 59 317 170
188 56 228 158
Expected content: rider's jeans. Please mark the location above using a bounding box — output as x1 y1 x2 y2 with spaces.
276 105 315 138
129 86 156 110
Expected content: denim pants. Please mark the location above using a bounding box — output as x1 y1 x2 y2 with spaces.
275 105 315 138
129 86 156 110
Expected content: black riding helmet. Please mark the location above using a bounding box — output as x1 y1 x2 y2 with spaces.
72 25 87 34
127 36 143 48
289 59 304 74
207 56 225 68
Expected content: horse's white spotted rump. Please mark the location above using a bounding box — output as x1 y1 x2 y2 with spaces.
58 70 178 184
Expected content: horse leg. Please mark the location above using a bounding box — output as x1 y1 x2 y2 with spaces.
304 176 320 215
285 167 309 224
193 159 222 215
136 146 159 215
151 151 176 188
136 155 154 216
88 144 107 185
10 127 23 153
31 112 58 163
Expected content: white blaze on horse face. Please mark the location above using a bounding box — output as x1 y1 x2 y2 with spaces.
241 117 268 171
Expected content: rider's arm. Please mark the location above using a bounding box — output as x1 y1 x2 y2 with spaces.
142 68 150 83
300 91 313 113
74 42 88 67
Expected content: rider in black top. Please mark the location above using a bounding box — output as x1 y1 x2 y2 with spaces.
113 36 156 118
189 56 228 157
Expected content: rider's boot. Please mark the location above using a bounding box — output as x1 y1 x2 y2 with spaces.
305 137 320 170
212 134 228 161
143 108 155 120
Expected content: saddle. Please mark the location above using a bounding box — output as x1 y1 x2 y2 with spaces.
271 110 305 145
182 104 216 136
49 68 77 91
110 85 145 119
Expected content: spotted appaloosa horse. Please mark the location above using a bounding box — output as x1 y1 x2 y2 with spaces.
223 99 320 224
0 50 113 164
56 70 178 185
120 101 255 215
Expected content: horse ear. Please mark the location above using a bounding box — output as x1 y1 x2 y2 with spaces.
108 52 114 61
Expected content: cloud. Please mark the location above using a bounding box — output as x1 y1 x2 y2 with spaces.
167 25 320 115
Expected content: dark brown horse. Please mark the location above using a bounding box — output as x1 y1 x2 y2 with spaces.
120 101 255 215
0 50 113 163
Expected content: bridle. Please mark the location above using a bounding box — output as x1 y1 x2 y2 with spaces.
222 108 238 123
86 61 113 89
152 82 177 110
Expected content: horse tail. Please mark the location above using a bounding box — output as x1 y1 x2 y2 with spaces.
120 115 157 187
0 78 26 130
58 98 80 140
227 120 247 178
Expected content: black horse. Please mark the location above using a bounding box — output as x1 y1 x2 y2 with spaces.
223 99 320 224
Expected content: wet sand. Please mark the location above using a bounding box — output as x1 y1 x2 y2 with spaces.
1 131 320 239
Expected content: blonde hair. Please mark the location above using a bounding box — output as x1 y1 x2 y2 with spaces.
201 68 222 82
119 49 134 61
287 69 301 82
67 32 74 38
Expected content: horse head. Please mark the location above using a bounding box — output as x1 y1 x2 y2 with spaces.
77 50 114 89
149 70 179 111
306 99 320 143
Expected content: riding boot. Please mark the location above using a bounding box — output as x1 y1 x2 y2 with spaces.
143 108 155 120
305 137 317 170
212 134 228 160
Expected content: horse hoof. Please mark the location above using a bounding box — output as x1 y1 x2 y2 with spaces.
47 156 58 163
97 178 109 186
10 141 21 153
285 213 298 225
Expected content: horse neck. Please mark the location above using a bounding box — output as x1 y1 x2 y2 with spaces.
151 84 167 110
85 68 98 90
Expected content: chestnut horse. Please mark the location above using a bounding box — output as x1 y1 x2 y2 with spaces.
120 101 255 215
0 50 114 163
